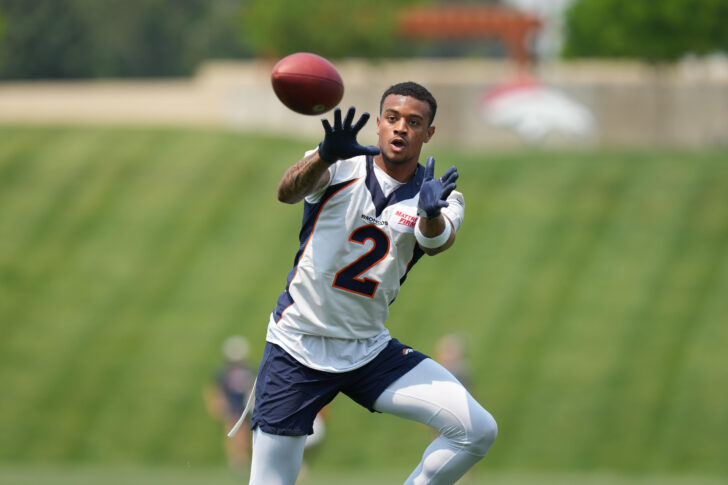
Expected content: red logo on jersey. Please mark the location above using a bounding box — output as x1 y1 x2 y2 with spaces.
395 210 417 228
402 348 414 355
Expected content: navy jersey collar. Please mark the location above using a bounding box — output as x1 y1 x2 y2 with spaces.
365 155 425 217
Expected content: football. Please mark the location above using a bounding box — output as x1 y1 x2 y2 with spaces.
271 52 344 115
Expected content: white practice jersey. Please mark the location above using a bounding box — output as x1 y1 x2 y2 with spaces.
266 154 464 372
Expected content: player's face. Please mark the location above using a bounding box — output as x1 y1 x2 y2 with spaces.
376 95 435 165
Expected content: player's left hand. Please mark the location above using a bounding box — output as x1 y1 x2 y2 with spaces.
418 156 458 219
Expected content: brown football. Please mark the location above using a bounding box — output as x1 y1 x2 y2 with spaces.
271 52 344 115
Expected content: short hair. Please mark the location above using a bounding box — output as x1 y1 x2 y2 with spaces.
379 81 437 125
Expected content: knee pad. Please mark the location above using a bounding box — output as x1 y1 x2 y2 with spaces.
468 409 497 456
434 405 497 456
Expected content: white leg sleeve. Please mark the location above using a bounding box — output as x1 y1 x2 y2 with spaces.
249 428 306 485
373 359 498 485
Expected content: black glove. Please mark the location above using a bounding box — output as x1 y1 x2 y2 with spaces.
417 157 458 219
318 107 381 164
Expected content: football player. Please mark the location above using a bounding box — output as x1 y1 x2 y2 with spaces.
239 82 497 485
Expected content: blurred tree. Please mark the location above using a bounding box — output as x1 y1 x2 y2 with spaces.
0 0 248 79
74 0 247 78
563 0 728 62
239 0 431 59
0 8 4 68
0 0 94 78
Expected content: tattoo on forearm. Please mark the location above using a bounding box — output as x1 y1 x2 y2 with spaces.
279 153 327 202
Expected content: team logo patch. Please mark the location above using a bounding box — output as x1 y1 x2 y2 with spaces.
361 214 388 226
402 348 414 355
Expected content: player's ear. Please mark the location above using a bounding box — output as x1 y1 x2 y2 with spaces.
424 125 435 143
376 116 381 136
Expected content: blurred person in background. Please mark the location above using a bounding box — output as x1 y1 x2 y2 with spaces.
431 332 474 483
435 333 471 390
204 335 256 473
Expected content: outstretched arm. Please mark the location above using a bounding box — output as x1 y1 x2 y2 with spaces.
277 107 380 205
277 150 331 204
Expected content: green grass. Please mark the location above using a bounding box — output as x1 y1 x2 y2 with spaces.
0 466 726 485
1 125 727 478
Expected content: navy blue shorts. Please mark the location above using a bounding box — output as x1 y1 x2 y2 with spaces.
251 338 428 436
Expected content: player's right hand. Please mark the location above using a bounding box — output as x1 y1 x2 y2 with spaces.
318 107 381 164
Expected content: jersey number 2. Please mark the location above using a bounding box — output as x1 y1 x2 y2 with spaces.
333 225 390 298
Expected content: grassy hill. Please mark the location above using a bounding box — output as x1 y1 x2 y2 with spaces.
0 125 727 477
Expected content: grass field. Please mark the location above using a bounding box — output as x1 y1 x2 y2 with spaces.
1 124 727 480
1 466 727 485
